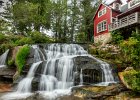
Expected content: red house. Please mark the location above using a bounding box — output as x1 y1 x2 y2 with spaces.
93 0 140 43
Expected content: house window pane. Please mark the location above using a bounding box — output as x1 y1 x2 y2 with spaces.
98 8 106 17
97 21 107 33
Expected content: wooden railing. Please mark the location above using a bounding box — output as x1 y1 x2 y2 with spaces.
109 12 140 31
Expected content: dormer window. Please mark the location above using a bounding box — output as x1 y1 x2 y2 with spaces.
129 0 140 8
98 8 106 17
115 3 120 10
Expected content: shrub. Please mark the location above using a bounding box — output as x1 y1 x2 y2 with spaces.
111 31 123 44
15 45 30 73
120 37 140 68
15 37 34 45
0 33 7 43
124 70 140 92
75 32 87 43
7 34 23 43
8 59 15 67
0 43 16 54
29 31 53 43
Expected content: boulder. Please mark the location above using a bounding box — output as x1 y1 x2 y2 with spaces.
72 84 127 100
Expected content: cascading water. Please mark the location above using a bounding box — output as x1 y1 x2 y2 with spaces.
0 49 9 68
17 61 42 93
80 69 83 85
1 44 115 100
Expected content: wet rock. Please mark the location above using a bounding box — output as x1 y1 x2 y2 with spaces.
0 67 16 83
73 56 103 85
0 84 12 92
10 46 22 61
72 84 128 100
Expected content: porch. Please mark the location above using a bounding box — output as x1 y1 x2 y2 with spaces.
109 12 140 31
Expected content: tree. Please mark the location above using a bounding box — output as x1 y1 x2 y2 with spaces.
80 0 101 42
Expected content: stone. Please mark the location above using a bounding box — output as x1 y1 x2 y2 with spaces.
72 84 128 100
0 67 16 83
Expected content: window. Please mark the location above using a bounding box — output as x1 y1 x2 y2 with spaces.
98 8 106 17
97 21 107 33
115 3 120 10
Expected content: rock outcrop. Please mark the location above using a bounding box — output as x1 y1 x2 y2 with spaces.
72 84 128 100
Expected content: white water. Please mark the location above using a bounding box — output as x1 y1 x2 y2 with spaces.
39 44 86 91
80 69 83 85
1 44 115 100
0 49 9 68
88 55 115 86
17 61 42 93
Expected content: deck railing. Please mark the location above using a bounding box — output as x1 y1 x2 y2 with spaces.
109 12 140 31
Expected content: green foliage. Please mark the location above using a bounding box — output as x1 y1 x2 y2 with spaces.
111 31 123 44
12 1 40 32
29 31 53 43
0 43 16 54
6 34 23 43
15 37 34 45
8 59 15 67
131 30 140 41
120 37 140 68
76 32 87 43
15 45 30 73
0 33 7 43
124 70 140 92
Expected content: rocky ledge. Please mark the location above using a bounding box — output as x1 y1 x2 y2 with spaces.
0 67 16 83
72 84 129 100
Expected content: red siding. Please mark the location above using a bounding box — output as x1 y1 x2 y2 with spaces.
94 4 111 37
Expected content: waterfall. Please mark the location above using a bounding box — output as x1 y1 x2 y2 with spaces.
89 55 115 86
80 69 83 85
1 44 116 100
0 49 9 68
39 44 85 91
16 61 42 93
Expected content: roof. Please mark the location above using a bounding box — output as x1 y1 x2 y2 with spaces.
93 3 122 20
121 4 128 12
118 4 140 17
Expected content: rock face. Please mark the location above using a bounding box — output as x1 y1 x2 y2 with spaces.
72 84 128 100
0 67 16 83
73 56 103 85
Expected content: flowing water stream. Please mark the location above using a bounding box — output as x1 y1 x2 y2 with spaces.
0 49 9 68
1 44 115 100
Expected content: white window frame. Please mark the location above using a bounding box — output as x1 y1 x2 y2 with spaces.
128 0 140 8
97 20 107 33
98 8 106 17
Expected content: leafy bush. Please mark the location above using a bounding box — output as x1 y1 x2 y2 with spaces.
124 70 140 92
7 34 23 43
75 32 87 43
15 37 34 45
0 33 7 43
120 37 140 68
15 45 30 73
29 31 53 43
131 30 140 41
8 59 15 67
111 31 123 44
0 43 16 54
